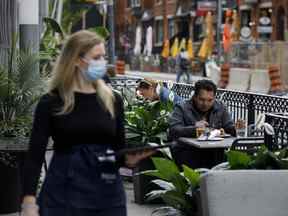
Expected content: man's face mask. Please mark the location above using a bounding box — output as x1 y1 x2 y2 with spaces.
82 59 107 81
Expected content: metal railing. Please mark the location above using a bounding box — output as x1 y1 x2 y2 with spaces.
265 113 288 150
111 76 288 149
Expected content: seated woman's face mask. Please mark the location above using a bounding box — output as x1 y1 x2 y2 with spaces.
82 59 107 81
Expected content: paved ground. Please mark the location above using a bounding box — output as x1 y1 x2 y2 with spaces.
126 70 204 84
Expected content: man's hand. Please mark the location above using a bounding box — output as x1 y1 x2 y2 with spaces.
195 120 209 128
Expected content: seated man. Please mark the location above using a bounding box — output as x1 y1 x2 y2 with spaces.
169 79 236 140
136 78 183 105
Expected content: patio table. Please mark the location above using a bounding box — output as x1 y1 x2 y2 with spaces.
172 137 236 169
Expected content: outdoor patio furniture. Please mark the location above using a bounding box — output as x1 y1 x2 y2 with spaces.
200 170 288 216
230 136 264 155
173 137 235 169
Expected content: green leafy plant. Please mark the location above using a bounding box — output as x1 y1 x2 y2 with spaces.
40 16 110 75
226 146 288 170
125 99 173 147
142 157 202 216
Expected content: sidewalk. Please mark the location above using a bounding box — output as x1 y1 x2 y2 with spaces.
125 70 203 83
125 181 161 216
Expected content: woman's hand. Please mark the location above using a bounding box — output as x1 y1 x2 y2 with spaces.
125 149 156 168
21 196 39 216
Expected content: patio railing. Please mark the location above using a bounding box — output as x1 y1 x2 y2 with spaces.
265 113 288 150
111 77 288 126
111 76 288 149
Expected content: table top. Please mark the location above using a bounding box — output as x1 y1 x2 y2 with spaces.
178 137 236 149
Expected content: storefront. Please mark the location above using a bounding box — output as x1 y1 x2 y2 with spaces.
257 1 273 41
272 0 287 41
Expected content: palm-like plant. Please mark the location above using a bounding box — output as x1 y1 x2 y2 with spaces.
0 38 45 138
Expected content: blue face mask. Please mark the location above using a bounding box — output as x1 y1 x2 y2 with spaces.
83 59 107 81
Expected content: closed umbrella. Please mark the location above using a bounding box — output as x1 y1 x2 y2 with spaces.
198 12 214 59
161 39 170 58
232 10 240 41
133 26 142 55
178 38 187 51
187 38 194 59
171 37 179 58
143 26 153 56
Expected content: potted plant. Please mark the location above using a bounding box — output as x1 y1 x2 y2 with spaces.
143 157 202 216
123 91 174 204
0 38 45 214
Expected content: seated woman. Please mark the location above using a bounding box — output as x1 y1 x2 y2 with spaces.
136 78 183 105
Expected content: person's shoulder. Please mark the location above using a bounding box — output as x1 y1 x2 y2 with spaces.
37 91 61 107
174 99 190 110
214 100 228 110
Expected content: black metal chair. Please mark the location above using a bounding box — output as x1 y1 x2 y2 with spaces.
230 136 265 155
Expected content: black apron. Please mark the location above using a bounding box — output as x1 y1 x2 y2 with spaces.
37 144 126 216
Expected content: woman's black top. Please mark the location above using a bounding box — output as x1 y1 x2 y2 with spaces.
22 91 125 196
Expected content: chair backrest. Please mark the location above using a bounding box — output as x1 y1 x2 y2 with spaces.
200 170 288 216
230 137 264 155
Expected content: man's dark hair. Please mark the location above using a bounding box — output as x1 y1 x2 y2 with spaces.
194 79 217 96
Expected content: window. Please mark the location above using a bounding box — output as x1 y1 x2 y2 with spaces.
130 0 140 7
168 18 175 39
155 20 163 44
241 10 251 26
257 8 272 41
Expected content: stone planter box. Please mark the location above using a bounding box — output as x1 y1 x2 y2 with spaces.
0 137 28 214
200 170 288 216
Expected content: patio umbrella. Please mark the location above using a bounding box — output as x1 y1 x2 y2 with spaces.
133 26 142 55
187 38 194 59
198 12 214 59
143 26 153 57
178 38 187 51
161 39 170 58
171 37 179 58
223 17 232 53
232 10 240 41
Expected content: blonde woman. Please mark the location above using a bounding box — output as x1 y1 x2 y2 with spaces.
21 30 152 216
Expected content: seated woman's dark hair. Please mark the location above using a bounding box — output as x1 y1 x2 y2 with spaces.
194 79 217 96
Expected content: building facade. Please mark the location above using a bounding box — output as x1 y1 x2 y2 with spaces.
115 0 288 59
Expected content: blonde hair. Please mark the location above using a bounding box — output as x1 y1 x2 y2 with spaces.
49 30 115 117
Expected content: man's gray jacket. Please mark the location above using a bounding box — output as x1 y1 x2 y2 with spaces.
169 99 236 139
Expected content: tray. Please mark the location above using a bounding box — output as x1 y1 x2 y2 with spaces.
219 134 231 138
197 137 224 141
107 144 174 156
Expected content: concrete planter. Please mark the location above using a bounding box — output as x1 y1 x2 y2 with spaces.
0 138 28 214
132 151 164 204
200 170 288 216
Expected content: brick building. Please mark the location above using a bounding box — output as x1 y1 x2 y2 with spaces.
115 0 288 60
